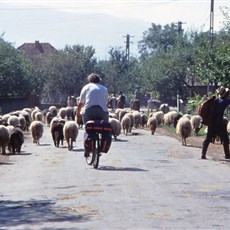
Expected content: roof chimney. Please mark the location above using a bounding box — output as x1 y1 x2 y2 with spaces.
35 40 44 52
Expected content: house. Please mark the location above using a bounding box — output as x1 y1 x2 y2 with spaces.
17 40 57 63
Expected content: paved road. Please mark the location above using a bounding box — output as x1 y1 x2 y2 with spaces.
0 125 230 229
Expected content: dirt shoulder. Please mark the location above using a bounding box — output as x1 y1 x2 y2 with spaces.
156 126 227 161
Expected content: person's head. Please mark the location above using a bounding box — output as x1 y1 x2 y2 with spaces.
119 91 123 95
87 73 101 83
216 86 230 99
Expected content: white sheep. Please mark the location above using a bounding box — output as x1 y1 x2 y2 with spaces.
190 115 203 136
152 111 164 127
29 120 44 145
131 110 142 128
31 108 41 121
176 117 192 146
49 106 58 117
35 111 43 122
58 107 66 119
8 115 20 127
109 117 121 141
121 114 131 135
124 112 134 133
119 109 128 122
63 121 78 151
18 115 27 131
163 111 178 127
0 125 10 154
147 116 158 135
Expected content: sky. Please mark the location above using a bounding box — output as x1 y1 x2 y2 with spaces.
0 0 229 59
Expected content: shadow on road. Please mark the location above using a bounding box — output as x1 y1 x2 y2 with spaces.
0 199 88 228
98 166 148 171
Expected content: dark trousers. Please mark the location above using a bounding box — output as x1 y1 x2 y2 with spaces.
202 123 230 157
83 105 108 124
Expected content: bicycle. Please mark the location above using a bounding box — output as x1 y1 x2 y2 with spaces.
84 119 112 169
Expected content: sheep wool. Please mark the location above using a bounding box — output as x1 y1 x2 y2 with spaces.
109 117 121 141
147 117 158 135
176 117 192 146
63 121 78 151
30 121 44 145
0 125 10 154
190 115 203 136
121 114 131 136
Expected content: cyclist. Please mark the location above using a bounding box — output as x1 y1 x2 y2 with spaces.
76 73 109 157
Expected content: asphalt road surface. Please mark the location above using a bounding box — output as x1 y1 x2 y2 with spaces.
0 125 230 230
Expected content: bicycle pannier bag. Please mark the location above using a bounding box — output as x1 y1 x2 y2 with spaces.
85 120 112 133
84 132 97 153
100 132 112 153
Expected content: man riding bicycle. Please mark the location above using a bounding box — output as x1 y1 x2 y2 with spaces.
76 73 109 157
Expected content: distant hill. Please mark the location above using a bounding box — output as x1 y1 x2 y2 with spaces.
0 3 150 59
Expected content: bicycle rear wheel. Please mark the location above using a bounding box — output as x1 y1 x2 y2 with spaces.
93 148 100 169
85 151 94 165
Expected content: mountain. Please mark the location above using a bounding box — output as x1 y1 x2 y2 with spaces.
0 4 150 59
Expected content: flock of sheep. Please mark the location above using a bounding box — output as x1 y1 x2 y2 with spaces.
108 104 203 146
1 100 224 156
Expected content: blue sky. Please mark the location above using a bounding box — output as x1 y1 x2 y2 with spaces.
0 0 229 59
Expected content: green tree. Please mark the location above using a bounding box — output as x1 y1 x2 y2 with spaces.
0 40 37 97
41 44 97 104
138 23 182 58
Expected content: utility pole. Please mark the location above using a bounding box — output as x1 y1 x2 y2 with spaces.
123 34 133 63
210 0 214 47
177 21 184 35
207 0 214 94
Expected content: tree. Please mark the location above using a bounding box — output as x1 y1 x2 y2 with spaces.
0 40 37 97
96 47 130 96
41 44 97 104
138 23 181 58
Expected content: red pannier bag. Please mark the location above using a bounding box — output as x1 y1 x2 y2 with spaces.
85 120 112 153
84 132 97 153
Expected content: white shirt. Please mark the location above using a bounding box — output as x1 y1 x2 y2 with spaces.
79 83 108 112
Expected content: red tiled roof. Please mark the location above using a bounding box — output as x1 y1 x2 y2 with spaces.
17 40 57 57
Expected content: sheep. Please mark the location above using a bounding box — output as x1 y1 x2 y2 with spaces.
152 111 164 127
141 113 148 128
124 112 134 133
19 110 31 131
159 103 170 114
49 106 58 117
8 115 20 127
109 117 121 141
147 116 158 135
29 121 44 145
8 127 24 154
66 106 75 120
18 115 27 131
173 112 183 128
31 108 41 121
121 114 131 135
35 111 43 122
131 110 142 128
58 107 66 119
119 109 128 122
190 115 203 136
0 125 10 154
114 108 123 118
63 121 78 151
45 111 53 126
164 111 178 127
50 119 64 148
176 117 192 146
